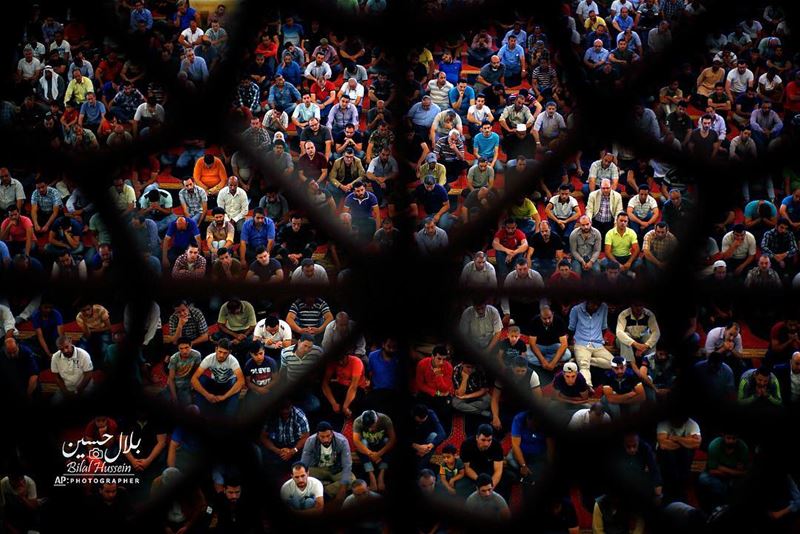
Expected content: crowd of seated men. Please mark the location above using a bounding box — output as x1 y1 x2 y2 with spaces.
2 0 800 531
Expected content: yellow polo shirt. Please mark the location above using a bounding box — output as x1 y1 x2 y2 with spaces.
605 227 638 257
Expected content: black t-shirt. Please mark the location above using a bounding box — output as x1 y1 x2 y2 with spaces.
244 355 278 387
299 125 333 154
529 315 567 346
527 232 564 260
122 417 168 460
688 129 719 159
459 437 504 477
498 338 528 366
413 184 448 214
278 224 316 254
333 130 363 147
603 368 641 394
502 134 537 161
552 371 590 398
248 258 282 282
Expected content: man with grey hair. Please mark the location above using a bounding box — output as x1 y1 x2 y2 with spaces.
460 251 497 287
416 217 449 255
586 178 624 238
501 256 545 331
321 311 366 359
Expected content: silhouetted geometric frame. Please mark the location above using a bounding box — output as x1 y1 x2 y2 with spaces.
2 0 800 531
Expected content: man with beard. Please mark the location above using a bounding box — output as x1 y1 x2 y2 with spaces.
280 462 324 513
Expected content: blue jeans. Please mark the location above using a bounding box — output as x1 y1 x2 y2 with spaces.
495 250 523 280
571 258 601 277
514 217 536 235
285 494 319 511
175 147 205 171
528 343 571 368
357 437 391 473
194 375 240 418
601 396 640 419
155 214 178 236
531 257 557 278
552 219 575 240
437 212 456 232
627 210 654 237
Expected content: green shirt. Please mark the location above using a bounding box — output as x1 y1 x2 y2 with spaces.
218 301 257 332
509 198 537 219
705 436 749 472
604 227 638 257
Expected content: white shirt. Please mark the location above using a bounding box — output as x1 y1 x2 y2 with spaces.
180 27 205 47
791 371 800 402
627 194 658 219
758 73 782 92
655 418 700 448
576 0 600 20
467 104 492 124
280 476 324 504
51 347 93 392
0 305 17 338
568 408 611 429
340 82 365 100
290 264 329 284
548 194 579 219
124 302 161 345
726 68 754 93
720 230 757 260
216 187 249 223
253 318 292 345
17 57 42 79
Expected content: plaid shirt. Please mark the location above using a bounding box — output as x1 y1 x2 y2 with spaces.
172 253 207 279
597 193 612 223
237 81 261 111
168 306 208 340
112 88 145 115
660 0 685 20
31 186 62 212
263 406 309 448
761 228 797 257
452 363 488 394
643 230 678 261
179 186 208 217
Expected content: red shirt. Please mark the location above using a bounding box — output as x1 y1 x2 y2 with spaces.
415 357 454 397
255 40 278 59
327 355 367 388
785 81 800 113
1 216 33 243
549 270 581 286
494 228 526 250
311 80 337 102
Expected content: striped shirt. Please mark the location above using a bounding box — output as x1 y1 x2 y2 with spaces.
288 298 331 329
280 344 324 383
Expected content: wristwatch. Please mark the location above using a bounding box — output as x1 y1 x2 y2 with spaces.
292 447 298 454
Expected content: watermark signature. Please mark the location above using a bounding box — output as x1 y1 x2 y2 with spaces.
54 432 143 487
